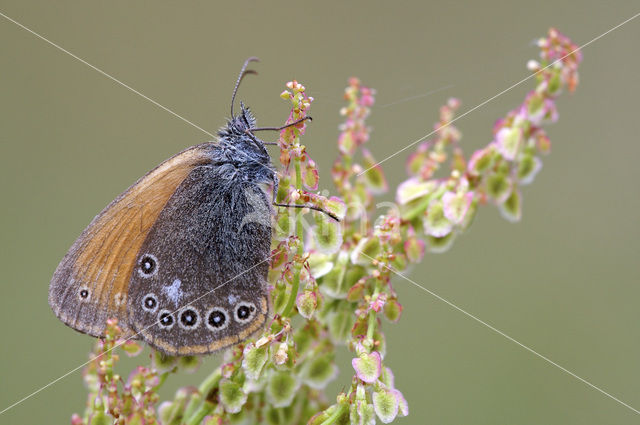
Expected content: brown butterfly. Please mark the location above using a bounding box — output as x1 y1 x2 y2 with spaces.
49 58 327 356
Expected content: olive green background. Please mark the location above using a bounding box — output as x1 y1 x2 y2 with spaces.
1 1 639 424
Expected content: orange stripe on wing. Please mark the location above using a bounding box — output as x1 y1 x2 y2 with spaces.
50 144 215 337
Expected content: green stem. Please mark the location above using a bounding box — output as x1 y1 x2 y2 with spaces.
181 368 221 424
294 156 304 243
183 394 203 421
153 371 171 392
401 184 447 221
366 288 380 341
283 266 301 317
198 368 222 396
283 155 305 317
366 310 377 342
319 403 347 425
185 401 215 425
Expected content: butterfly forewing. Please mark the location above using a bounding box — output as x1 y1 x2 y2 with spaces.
48 144 215 338
50 61 280 356
127 165 271 356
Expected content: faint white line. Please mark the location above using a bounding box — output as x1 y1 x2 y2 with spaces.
377 84 455 108
0 11 288 194
0 253 275 415
358 11 640 176
0 11 216 138
364 253 640 415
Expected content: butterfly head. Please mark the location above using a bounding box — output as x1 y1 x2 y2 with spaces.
227 101 257 132
215 102 276 184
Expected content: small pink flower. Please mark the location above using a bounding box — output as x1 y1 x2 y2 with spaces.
325 196 347 221
360 87 376 107
392 389 409 417
533 128 551 154
338 131 356 155
302 158 319 190
361 149 388 194
372 387 399 423
370 293 387 313
404 227 425 263
518 156 543 185
296 290 318 319
352 351 382 383
396 178 436 205
121 340 143 357
524 93 559 125
442 191 474 225
467 147 495 176
423 199 453 238
495 126 523 161
383 298 403 323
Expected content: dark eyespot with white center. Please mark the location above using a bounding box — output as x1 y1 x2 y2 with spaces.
142 293 158 312
138 254 158 277
206 307 229 331
178 307 199 329
158 310 175 329
234 302 256 324
78 286 90 301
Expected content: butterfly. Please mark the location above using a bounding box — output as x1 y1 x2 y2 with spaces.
48 58 331 356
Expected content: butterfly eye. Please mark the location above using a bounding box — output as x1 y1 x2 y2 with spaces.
138 254 158 277
158 310 175 329
235 302 256 324
206 308 229 331
178 307 200 329
142 294 158 312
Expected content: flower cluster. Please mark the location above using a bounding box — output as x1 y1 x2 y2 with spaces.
72 320 159 425
398 27 582 253
332 77 387 226
71 28 581 424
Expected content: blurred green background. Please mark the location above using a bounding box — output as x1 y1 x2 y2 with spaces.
1 1 639 424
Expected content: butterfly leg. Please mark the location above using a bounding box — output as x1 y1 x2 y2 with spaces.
251 116 312 133
245 117 313 146
271 175 339 221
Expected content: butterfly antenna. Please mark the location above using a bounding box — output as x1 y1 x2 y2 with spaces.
231 57 260 117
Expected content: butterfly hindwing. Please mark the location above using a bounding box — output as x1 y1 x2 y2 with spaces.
127 164 271 356
48 144 215 338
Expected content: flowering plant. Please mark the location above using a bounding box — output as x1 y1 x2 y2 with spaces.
72 28 582 424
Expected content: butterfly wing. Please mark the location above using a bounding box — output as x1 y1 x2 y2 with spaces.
49 143 216 338
127 165 271 356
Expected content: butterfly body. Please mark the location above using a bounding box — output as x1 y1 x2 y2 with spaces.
49 106 276 355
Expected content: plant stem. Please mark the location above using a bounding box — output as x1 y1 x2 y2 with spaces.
185 401 215 425
319 403 347 425
295 157 304 241
366 288 380 342
283 155 305 317
366 310 377 342
198 368 222 396
181 368 221 425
